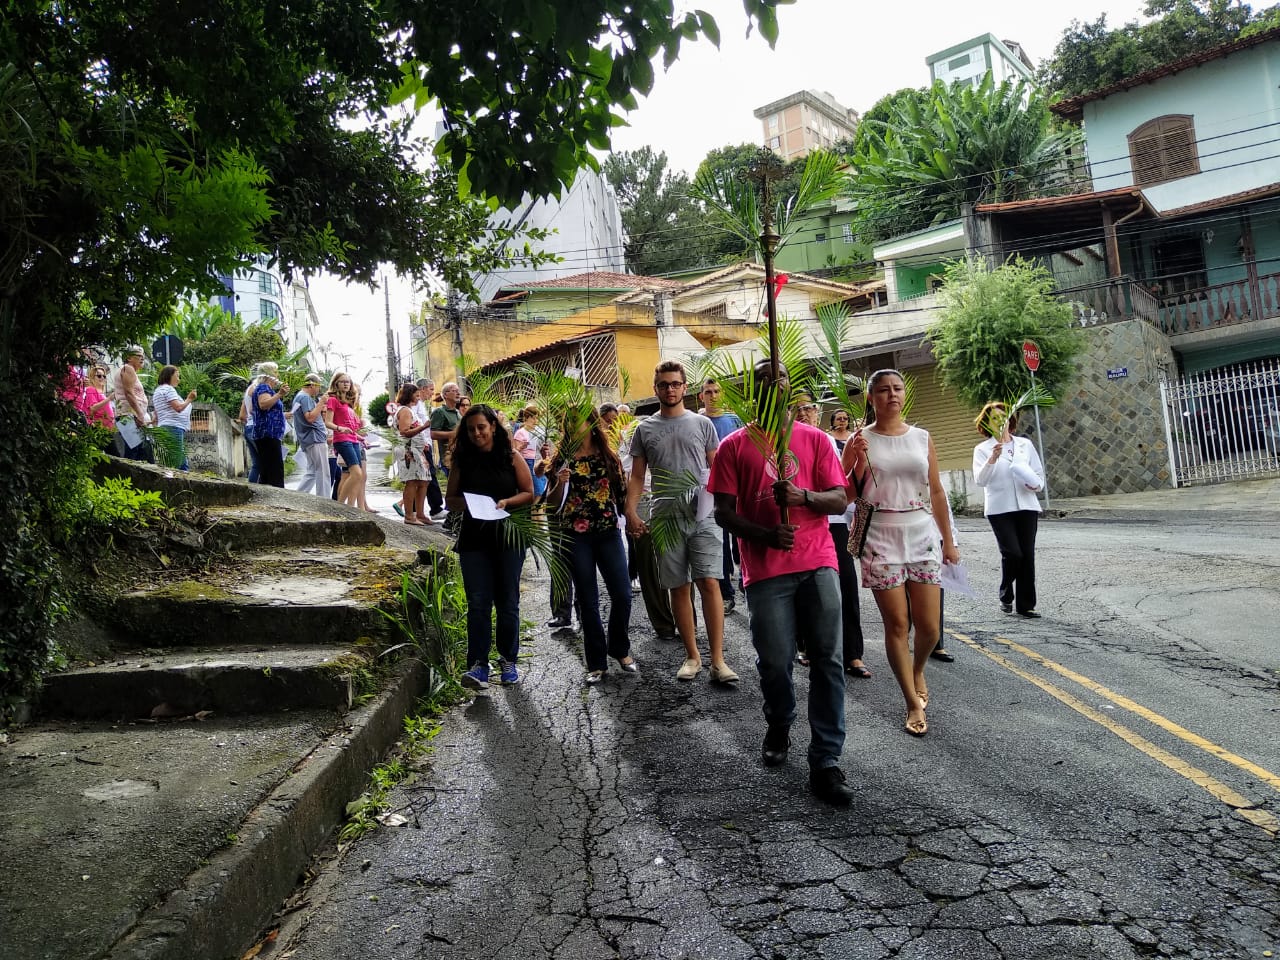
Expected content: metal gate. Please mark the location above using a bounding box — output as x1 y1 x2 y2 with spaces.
1160 358 1280 486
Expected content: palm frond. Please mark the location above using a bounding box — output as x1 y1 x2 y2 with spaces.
647 467 704 556
980 382 1056 438
500 505 571 595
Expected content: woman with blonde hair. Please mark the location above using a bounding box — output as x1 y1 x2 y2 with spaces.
323 371 365 507
842 369 958 738
250 361 289 486
973 401 1045 617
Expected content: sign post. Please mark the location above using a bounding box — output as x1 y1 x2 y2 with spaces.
1022 340 1050 506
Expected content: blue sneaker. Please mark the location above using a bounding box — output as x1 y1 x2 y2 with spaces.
461 663 489 689
496 659 520 685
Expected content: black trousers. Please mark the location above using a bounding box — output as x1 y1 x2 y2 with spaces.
256 436 285 488
988 510 1038 612
827 523 865 664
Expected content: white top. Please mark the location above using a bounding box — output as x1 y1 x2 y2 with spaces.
152 384 191 430
827 434 854 526
862 425 932 512
973 436 1044 515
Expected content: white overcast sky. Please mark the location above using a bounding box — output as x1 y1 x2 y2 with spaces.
310 0 1149 393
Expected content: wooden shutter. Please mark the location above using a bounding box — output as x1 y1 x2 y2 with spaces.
902 363 980 472
1128 115 1199 187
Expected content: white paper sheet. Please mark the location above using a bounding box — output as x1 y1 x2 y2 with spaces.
939 562 976 598
464 492 510 521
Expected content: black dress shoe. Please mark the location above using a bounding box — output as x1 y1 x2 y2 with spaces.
810 766 853 806
930 648 955 663
1018 610 1042 619
545 616 573 629
761 724 790 767
1000 602 1013 614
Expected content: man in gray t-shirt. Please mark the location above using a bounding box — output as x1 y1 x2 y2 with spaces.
625 360 738 686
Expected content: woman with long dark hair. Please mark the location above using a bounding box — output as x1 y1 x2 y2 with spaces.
841 369 958 738
548 410 637 685
446 404 535 689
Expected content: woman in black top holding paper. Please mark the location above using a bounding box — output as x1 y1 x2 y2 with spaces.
446 405 535 690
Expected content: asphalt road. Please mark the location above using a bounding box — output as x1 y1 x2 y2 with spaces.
279 510 1280 959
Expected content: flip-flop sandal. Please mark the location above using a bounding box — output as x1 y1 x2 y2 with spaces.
845 664 872 679
904 716 928 737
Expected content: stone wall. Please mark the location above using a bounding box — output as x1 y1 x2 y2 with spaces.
187 403 249 478
1039 319 1177 498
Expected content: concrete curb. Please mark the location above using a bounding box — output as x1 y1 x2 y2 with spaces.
105 658 429 960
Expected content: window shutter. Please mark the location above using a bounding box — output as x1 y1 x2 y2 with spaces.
1128 115 1199 186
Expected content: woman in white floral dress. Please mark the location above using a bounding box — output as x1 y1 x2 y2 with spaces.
394 383 434 525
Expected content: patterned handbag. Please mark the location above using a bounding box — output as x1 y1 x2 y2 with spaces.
846 497 875 559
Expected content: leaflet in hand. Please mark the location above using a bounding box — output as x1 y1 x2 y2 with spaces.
464 492 509 520
939 561 976 598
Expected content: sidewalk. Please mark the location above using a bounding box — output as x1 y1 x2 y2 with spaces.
1047 475 1280 519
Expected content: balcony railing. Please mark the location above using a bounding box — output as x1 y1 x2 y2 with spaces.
1060 271 1280 336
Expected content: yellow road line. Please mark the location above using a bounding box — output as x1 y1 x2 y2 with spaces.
949 632 1279 836
956 631 1280 794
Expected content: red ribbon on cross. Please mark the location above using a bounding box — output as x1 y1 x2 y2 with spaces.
765 273 789 319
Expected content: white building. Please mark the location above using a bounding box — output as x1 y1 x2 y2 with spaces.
212 256 320 361
471 167 626 303
926 33 1035 88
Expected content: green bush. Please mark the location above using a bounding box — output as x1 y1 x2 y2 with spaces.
368 392 391 428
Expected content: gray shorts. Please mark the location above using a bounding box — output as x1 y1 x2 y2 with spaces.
656 519 723 589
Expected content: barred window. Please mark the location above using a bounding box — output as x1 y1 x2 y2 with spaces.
1128 115 1199 187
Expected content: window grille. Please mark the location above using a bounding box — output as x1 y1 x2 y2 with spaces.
1128 115 1199 186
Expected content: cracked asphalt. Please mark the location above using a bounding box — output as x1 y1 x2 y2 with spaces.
281 510 1280 959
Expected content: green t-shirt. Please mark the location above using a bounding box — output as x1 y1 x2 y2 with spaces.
429 404 461 461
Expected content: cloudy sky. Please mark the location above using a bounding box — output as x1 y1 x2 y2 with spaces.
310 0 1149 393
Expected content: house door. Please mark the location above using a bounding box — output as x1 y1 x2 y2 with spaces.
1160 359 1280 485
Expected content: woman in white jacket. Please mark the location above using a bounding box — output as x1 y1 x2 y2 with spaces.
973 402 1045 618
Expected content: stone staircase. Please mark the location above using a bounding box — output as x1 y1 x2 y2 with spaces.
1 462 445 960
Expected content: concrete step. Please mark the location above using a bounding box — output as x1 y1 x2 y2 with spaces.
1 662 428 960
108 545 415 649
97 457 253 507
38 644 365 720
206 501 384 551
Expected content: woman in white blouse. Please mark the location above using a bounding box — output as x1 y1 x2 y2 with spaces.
972 402 1045 618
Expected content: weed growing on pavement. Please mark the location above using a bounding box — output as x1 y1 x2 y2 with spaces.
341 552 468 845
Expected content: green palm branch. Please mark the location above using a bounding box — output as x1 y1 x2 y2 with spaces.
499 503 571 596
647 467 704 556
979 382 1056 439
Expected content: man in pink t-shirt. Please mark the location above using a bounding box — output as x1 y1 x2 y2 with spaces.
707 359 853 806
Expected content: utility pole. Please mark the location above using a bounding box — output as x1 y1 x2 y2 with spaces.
384 276 397 399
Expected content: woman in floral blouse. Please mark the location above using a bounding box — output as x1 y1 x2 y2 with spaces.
549 409 637 685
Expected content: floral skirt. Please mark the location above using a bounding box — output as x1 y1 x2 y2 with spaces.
394 440 432 483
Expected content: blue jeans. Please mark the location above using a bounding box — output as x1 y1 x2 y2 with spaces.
570 528 632 671
158 425 189 471
458 547 526 668
245 433 260 483
745 567 845 769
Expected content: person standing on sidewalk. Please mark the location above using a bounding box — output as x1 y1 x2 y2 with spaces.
625 360 738 685
413 378 446 519
973 401 1044 618
827 410 869 678
112 345 154 461
447 404 535 689
700 378 744 616
708 359 853 805
251 362 290 488
431 382 463 532
291 374 332 498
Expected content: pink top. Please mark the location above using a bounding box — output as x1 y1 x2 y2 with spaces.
513 426 535 461
326 396 361 444
79 385 116 429
707 421 846 587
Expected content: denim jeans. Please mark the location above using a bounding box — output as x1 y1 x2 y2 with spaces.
245 433 260 483
570 527 632 671
745 566 845 769
458 547 526 668
158 425 189 471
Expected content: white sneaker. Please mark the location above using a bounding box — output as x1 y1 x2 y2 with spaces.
676 658 702 681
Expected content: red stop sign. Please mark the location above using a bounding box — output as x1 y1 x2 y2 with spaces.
1022 340 1041 372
